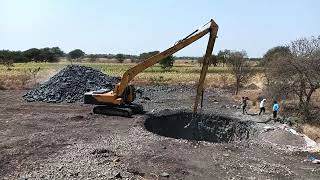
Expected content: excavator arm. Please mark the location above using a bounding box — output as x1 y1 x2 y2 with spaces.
116 20 218 98
84 19 218 114
193 20 218 113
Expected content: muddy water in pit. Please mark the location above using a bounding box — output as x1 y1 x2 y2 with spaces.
144 110 255 143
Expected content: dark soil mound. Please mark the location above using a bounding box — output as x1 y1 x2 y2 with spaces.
145 110 255 143
23 65 119 103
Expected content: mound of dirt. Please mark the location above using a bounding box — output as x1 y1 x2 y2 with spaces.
23 65 119 103
261 129 306 147
245 83 260 90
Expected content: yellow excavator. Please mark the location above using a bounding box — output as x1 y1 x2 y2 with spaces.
84 19 218 117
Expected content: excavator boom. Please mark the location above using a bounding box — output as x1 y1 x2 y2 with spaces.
117 20 218 98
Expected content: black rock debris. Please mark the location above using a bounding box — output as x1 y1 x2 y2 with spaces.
23 65 119 103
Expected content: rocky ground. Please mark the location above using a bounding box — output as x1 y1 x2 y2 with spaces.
1 85 320 179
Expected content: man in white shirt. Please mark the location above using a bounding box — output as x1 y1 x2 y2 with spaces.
259 99 266 115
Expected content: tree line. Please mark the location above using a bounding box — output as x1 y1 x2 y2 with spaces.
0 48 181 69
0 47 64 66
0 48 180 69
0 47 260 70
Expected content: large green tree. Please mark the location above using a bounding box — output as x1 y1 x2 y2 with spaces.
51 47 65 57
262 46 291 65
115 53 125 63
39 48 57 62
0 50 14 70
23 47 64 62
23 48 42 62
68 49 85 62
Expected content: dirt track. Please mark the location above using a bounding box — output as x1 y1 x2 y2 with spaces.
1 85 320 179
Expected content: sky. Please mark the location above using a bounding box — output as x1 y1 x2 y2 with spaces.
0 0 319 57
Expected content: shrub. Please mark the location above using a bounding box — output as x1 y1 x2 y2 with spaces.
115 54 125 63
159 55 175 70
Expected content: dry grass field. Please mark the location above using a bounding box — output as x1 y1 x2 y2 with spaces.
0 61 240 90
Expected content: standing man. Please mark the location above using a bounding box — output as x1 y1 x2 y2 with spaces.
242 97 248 114
272 101 280 118
259 99 266 115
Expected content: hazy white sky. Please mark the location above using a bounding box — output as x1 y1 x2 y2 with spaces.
0 0 319 57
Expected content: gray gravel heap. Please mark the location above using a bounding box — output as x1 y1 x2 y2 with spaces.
23 65 119 103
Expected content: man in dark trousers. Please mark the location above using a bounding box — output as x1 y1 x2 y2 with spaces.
272 101 280 118
242 97 248 114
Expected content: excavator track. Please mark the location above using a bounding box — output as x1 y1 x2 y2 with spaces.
93 104 144 117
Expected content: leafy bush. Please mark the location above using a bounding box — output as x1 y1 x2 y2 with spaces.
159 55 175 70
115 54 125 63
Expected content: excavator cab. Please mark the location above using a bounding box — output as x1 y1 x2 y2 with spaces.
84 84 141 117
84 19 218 117
84 84 135 105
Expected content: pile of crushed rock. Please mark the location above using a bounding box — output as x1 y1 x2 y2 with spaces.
23 65 119 103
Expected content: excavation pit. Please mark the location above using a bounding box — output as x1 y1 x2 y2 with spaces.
144 111 254 143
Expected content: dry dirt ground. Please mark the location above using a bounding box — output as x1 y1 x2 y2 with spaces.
1 85 320 180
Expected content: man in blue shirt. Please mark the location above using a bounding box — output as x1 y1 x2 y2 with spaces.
272 101 280 118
